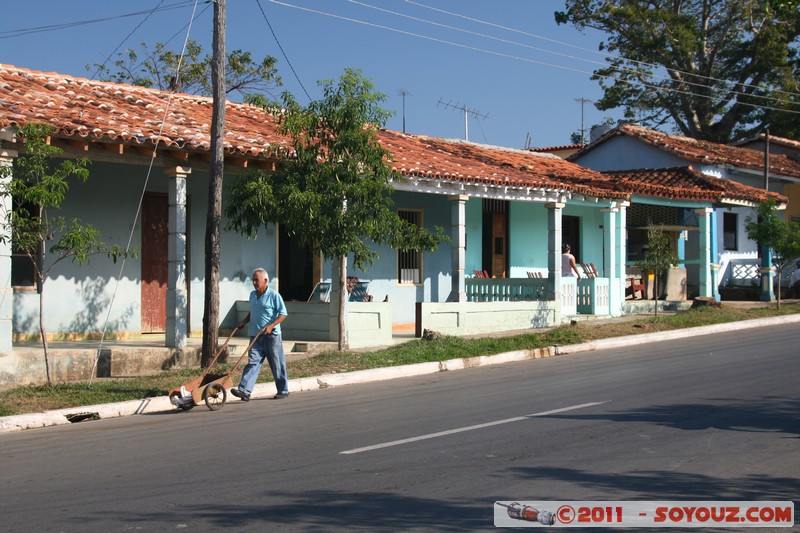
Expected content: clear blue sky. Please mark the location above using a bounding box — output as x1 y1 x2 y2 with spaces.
1 0 624 148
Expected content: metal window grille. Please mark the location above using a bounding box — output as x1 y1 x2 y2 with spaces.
398 209 422 284
723 212 738 251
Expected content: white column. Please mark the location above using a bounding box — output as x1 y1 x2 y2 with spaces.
545 202 564 302
165 166 190 348
695 208 713 298
447 195 468 302
602 206 620 316
0 146 17 352
618 204 628 305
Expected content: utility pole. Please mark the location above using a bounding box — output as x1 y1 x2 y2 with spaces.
398 89 410 133
202 0 226 366
437 98 488 142
574 97 592 144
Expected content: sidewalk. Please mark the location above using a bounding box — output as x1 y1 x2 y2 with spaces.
3 306 799 434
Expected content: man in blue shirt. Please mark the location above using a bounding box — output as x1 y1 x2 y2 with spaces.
231 268 289 401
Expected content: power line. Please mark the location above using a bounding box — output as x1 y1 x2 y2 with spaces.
88 0 166 81
255 0 312 102
405 0 800 102
0 1 207 39
269 0 800 116
355 0 800 108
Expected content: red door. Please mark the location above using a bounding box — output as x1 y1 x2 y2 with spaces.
141 193 168 333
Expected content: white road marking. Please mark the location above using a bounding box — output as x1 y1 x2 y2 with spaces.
340 401 609 454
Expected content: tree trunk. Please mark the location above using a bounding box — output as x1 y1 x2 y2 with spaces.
777 270 782 309
38 279 51 385
337 255 349 351
201 0 226 366
653 272 659 317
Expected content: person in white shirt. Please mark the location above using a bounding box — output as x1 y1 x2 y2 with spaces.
561 244 581 279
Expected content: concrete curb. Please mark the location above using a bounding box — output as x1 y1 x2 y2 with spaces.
2 314 798 434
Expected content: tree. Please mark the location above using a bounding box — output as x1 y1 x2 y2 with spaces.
0 124 126 384
555 0 800 142
745 199 800 308
226 68 447 350
90 40 282 99
638 224 679 317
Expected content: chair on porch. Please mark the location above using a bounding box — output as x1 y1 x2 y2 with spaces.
349 281 373 302
580 263 597 278
308 282 331 302
625 268 646 300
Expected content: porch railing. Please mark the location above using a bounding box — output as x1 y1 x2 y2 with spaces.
466 278 547 302
577 277 610 315
464 276 610 316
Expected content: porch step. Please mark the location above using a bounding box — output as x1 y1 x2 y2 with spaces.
226 340 337 358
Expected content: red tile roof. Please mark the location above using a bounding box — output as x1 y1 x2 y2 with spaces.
378 131 627 199
0 64 626 200
1 64 777 206
731 132 800 152
0 63 291 159
571 123 800 179
604 166 787 205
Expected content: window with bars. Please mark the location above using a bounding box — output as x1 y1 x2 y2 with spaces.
397 209 422 284
11 200 40 290
723 212 738 251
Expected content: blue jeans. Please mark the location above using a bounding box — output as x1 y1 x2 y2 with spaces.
238 333 288 395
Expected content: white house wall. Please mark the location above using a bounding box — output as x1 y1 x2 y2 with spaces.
12 160 273 338
574 136 688 171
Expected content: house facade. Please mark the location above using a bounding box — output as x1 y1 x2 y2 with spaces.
1 65 785 358
569 124 795 299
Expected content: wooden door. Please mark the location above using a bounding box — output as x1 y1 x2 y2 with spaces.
491 212 507 277
141 193 168 333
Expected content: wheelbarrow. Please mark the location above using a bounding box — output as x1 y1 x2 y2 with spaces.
168 326 262 411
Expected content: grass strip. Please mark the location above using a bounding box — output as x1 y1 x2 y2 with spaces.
1 304 797 416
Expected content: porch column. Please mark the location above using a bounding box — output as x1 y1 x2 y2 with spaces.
545 202 564 301
695 208 713 298
710 210 721 301
165 166 190 348
602 206 620 316
447 195 468 302
0 144 17 352
618 204 628 305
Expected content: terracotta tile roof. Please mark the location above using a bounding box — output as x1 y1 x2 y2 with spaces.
528 143 586 153
731 132 800 152
0 63 291 158
570 123 800 179
0 64 628 200
378 130 628 199
604 166 787 205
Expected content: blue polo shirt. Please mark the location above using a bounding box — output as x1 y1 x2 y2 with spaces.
248 287 288 337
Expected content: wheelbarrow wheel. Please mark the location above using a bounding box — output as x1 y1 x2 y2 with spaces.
170 391 194 411
203 382 227 411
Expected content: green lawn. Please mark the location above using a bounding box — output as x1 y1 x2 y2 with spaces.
1 304 798 417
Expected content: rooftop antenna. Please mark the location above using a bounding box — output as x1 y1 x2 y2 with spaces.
437 98 489 142
574 97 593 144
398 89 411 133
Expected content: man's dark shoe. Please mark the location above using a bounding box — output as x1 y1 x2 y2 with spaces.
230 388 250 402
273 392 289 399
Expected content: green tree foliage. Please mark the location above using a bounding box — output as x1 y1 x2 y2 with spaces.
638 224 679 316
745 199 800 307
0 124 127 384
555 0 800 142
90 40 282 99
226 69 447 349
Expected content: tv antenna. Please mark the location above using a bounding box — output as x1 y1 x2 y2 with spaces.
574 97 593 144
437 98 489 142
398 89 411 133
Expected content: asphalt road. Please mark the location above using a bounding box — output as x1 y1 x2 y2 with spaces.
1 324 798 532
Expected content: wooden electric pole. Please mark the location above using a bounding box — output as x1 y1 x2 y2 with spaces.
202 0 226 366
